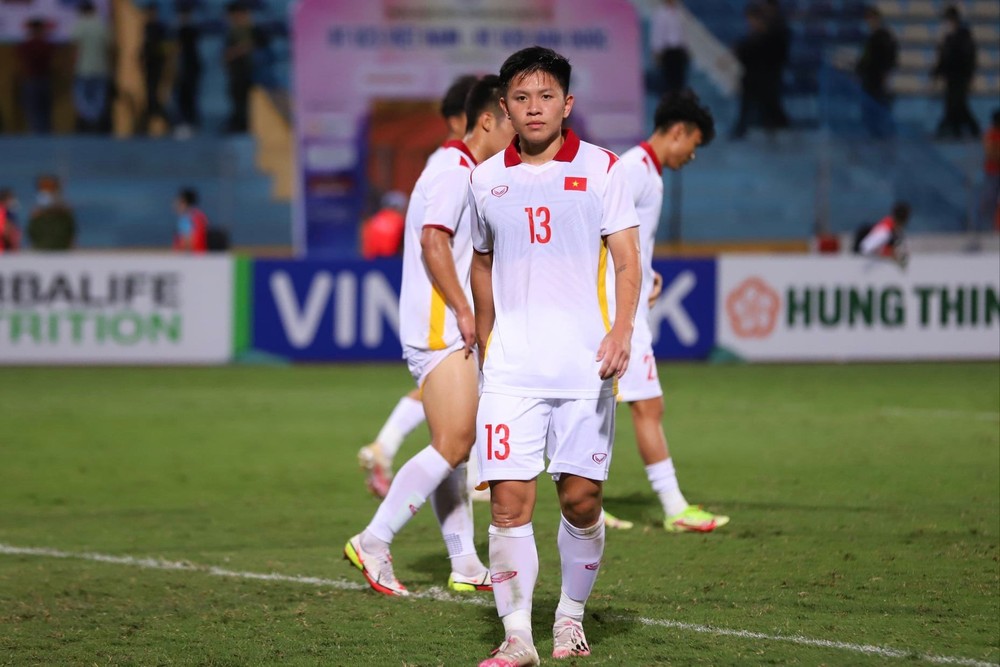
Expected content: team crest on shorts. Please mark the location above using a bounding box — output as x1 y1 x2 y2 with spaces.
592 453 608 464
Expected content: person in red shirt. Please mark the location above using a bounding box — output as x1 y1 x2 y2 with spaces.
982 109 1000 231
173 187 209 253
359 190 407 259
0 188 23 253
858 201 910 266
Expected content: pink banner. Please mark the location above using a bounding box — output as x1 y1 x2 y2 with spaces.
292 0 642 254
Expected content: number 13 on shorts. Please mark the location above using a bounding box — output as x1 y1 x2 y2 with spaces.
484 423 510 460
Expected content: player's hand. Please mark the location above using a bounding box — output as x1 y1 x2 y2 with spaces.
596 331 631 380
648 271 663 307
457 308 476 358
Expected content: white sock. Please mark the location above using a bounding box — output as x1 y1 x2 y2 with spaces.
430 462 483 577
375 396 425 463
489 523 537 640
366 445 451 544
646 458 689 517
556 512 605 621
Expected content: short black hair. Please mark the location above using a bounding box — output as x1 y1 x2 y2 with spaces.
942 5 961 21
178 187 199 206
652 89 716 146
440 74 478 120
464 75 504 133
892 201 911 222
498 46 571 96
863 6 881 20
79 1 96 13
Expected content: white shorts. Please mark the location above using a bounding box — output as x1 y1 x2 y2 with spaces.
475 392 616 484
404 340 470 387
616 342 663 403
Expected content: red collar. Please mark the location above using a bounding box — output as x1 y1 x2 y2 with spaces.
504 129 581 167
442 139 478 165
639 141 663 175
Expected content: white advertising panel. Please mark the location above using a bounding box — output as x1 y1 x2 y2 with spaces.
717 255 1000 361
0 255 232 364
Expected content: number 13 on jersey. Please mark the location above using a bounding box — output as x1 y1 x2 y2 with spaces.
525 207 551 244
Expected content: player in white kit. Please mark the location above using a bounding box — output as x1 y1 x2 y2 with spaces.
606 90 730 534
357 74 480 500
345 76 516 597
470 47 641 666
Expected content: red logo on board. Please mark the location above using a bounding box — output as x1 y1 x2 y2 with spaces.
726 277 780 339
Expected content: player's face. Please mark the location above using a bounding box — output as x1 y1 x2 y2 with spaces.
665 125 703 170
501 71 573 149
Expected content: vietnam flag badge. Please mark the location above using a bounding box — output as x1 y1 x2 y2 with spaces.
564 176 587 191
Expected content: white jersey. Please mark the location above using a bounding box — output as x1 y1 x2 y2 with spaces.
612 142 666 401
399 140 478 354
470 130 641 399
612 142 663 329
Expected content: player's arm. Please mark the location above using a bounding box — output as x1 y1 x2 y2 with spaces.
420 226 475 356
597 226 641 380
470 250 494 370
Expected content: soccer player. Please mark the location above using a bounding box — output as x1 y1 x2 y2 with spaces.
604 90 730 534
469 47 641 665
345 75 516 596
357 74 480 499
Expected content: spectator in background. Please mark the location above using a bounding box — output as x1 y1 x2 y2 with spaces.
71 1 111 133
360 191 407 260
28 175 77 250
649 0 689 95
224 2 255 133
855 6 899 138
0 188 23 253
731 5 773 139
855 201 910 267
140 3 169 134
173 187 209 253
174 4 202 138
16 18 55 134
982 109 1000 232
761 0 791 129
933 5 979 140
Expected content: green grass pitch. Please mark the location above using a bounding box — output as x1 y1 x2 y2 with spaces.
1 363 997 666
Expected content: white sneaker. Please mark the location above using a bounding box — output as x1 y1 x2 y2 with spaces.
478 635 540 667
343 533 408 596
552 617 591 659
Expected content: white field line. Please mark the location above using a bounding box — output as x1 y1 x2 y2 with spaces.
1 543 996 667
880 407 1000 422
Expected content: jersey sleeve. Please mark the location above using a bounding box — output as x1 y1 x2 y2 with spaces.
469 172 493 253
601 160 641 236
618 155 653 208
420 165 469 235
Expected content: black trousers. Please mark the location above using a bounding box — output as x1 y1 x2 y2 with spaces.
936 78 980 138
658 48 689 94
